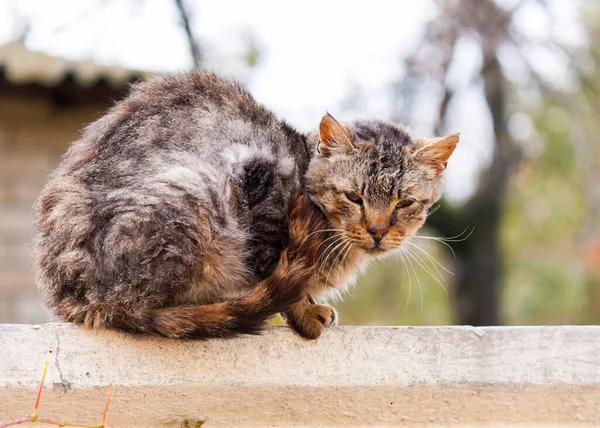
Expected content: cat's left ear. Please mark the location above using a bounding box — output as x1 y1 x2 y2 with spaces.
317 113 355 157
414 133 460 173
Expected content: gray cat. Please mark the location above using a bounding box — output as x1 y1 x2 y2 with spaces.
33 73 458 339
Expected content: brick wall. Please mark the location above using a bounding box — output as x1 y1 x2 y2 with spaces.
0 95 103 323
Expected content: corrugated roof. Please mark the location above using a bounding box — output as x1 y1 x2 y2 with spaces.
0 42 153 89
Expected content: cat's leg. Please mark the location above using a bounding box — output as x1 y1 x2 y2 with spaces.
281 192 339 339
282 294 337 339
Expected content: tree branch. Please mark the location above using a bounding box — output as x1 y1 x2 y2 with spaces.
174 0 201 69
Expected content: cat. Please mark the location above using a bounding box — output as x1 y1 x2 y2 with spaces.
32 72 458 340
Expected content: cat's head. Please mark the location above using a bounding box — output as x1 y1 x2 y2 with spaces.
304 114 458 255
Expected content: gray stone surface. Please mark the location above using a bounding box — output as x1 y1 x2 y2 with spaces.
1 324 599 427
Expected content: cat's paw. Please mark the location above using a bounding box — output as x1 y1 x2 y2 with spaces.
287 303 338 340
315 303 338 327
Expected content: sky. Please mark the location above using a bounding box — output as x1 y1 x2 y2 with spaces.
0 0 432 127
0 0 584 201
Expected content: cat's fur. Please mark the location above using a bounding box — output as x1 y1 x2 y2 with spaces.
33 72 458 339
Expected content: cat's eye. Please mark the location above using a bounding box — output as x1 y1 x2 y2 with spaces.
396 200 413 209
344 191 363 205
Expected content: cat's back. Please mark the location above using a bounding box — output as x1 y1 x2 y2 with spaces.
33 73 309 313
53 72 308 181
86 73 279 157
125 72 275 132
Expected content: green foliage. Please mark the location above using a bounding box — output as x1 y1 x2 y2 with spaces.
501 98 598 325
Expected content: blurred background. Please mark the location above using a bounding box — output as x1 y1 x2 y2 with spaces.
0 0 598 326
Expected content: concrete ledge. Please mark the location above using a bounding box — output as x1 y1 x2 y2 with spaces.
1 324 599 427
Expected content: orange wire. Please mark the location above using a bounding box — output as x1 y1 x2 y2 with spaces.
101 383 113 424
33 361 49 415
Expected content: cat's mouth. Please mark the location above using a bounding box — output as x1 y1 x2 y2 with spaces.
363 238 406 255
365 246 386 255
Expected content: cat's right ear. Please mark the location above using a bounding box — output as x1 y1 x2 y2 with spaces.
317 114 355 157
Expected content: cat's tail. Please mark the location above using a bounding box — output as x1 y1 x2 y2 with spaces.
110 251 311 338
111 192 326 339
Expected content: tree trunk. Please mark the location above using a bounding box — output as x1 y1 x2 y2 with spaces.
454 205 502 325
427 55 520 326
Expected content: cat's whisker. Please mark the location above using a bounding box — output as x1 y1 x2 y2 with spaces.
400 227 474 260
404 194 440 218
404 243 443 282
404 244 449 297
414 227 474 242
410 198 427 211
336 241 354 281
303 228 345 242
318 235 345 263
319 238 347 278
314 234 345 258
319 240 348 286
399 247 413 313
427 204 441 217
436 227 474 242
405 242 451 297
395 253 406 305
319 247 344 282
406 240 454 276
295 228 344 254
408 235 458 259
402 246 423 312
325 240 351 287
335 243 348 280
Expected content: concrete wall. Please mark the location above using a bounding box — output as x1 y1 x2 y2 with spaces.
1 324 599 427
0 96 102 323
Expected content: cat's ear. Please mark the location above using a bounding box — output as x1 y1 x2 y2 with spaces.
414 133 459 173
317 113 355 157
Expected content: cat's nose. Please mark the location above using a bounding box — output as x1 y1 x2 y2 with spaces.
368 224 389 245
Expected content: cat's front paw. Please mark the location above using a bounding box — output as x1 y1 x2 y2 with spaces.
285 303 338 340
